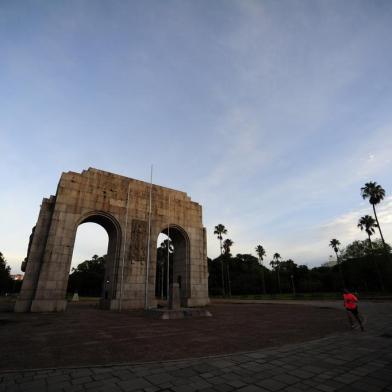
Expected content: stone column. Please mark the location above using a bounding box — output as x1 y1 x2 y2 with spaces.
14 197 55 312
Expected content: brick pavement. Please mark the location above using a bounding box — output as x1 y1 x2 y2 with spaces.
1 301 391 392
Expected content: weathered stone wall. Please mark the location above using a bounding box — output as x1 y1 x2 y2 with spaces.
15 168 209 312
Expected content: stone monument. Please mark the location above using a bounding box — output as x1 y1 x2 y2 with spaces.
15 168 209 312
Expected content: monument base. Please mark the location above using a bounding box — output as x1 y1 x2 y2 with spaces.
145 307 212 320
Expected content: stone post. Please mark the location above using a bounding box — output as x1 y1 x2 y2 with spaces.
169 283 181 310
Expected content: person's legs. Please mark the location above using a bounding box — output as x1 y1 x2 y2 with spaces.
353 308 364 331
346 310 355 328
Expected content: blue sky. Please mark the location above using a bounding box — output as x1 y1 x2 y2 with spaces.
1 0 392 273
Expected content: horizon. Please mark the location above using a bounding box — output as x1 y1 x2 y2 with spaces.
2 1 392 274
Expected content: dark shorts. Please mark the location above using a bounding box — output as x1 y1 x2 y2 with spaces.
346 307 358 316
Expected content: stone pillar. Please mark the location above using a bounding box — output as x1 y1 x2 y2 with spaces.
169 283 181 310
14 197 55 312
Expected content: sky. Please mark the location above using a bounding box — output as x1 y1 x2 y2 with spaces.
1 0 392 273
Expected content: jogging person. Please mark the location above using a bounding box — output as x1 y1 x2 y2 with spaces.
343 289 364 331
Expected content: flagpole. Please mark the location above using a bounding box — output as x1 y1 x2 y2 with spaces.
144 165 153 310
166 195 170 303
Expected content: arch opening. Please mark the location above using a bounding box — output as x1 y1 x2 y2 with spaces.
155 225 190 306
67 213 121 309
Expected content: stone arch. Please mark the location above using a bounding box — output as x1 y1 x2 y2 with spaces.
156 224 190 305
72 211 122 307
15 168 209 312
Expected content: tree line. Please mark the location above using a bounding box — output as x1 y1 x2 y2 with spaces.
328 181 391 292
209 181 392 296
0 252 14 294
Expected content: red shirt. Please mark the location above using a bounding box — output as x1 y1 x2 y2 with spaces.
343 293 358 310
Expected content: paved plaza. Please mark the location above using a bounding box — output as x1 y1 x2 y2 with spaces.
1 301 392 392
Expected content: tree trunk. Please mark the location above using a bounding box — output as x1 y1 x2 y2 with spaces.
373 204 388 254
368 234 385 292
219 238 225 296
335 251 345 288
260 260 266 295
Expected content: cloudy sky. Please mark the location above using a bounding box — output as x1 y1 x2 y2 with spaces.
1 0 392 273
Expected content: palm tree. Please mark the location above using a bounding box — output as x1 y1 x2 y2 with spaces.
270 253 282 293
222 239 234 296
214 224 227 296
358 215 384 291
329 239 340 257
255 245 266 261
357 215 377 247
223 239 233 255
214 224 227 255
329 239 345 287
273 253 281 262
361 182 388 251
255 245 267 294
285 259 296 296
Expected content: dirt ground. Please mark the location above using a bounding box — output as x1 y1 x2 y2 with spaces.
0 302 347 371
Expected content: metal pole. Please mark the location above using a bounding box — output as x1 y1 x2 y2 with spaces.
144 165 153 310
119 181 131 312
166 196 170 303
185 229 188 306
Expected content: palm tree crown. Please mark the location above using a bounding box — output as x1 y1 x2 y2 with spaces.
223 239 234 255
329 239 340 254
270 253 281 269
255 245 266 262
358 215 377 237
213 224 227 240
361 182 385 205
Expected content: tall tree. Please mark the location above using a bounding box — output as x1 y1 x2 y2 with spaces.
329 239 345 287
270 253 282 293
222 238 234 296
0 252 12 294
214 224 227 296
283 259 297 295
361 182 388 252
255 245 267 294
341 239 391 259
357 215 377 245
357 215 384 291
223 239 234 255
329 239 340 258
214 224 227 255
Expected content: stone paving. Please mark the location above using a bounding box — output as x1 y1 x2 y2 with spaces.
1 301 392 392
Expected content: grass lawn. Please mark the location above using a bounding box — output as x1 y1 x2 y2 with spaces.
211 291 390 300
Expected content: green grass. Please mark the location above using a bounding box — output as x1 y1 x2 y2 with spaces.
235 293 341 300
211 292 391 300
